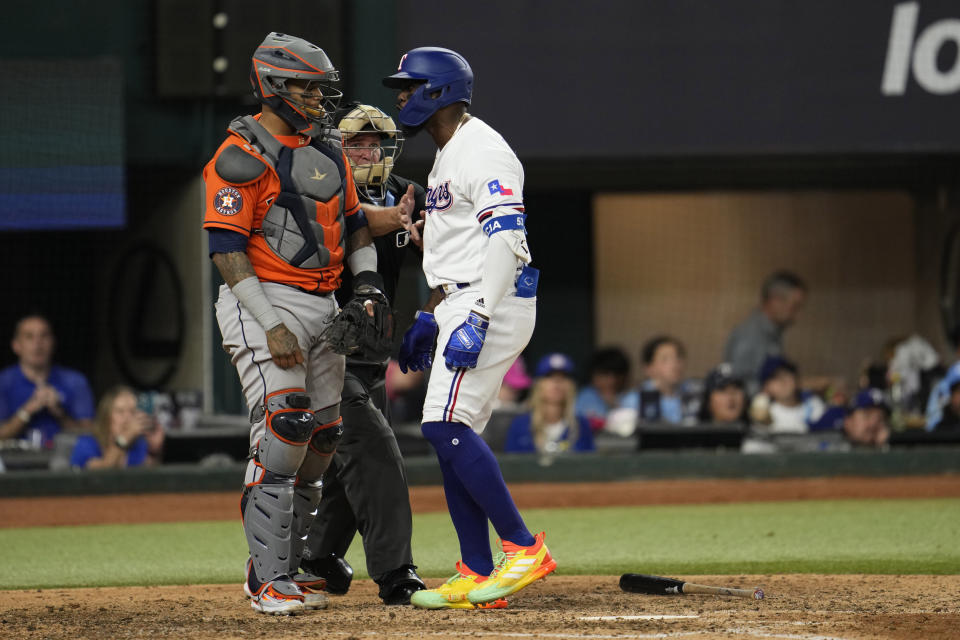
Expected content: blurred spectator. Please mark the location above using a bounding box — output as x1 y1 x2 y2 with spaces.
385 359 426 424
0 314 94 448
505 353 594 455
925 323 960 431
696 363 748 427
724 270 807 392
843 388 891 447
626 336 699 426
814 379 850 431
575 346 634 431
495 356 532 411
749 356 828 433
887 335 939 411
932 370 960 431
70 386 164 469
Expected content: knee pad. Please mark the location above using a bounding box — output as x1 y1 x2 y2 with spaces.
307 403 343 457
258 390 316 475
309 417 343 456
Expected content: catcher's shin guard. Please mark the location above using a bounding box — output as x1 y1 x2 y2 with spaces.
243 469 298 584
289 477 324 576
243 390 317 584
288 404 342 575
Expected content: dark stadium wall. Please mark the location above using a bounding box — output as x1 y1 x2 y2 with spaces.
915 188 960 356
394 0 960 160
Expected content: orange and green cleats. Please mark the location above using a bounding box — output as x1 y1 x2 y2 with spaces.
410 561 507 610
467 531 556 605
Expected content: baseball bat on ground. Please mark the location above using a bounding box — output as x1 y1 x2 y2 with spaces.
619 573 764 600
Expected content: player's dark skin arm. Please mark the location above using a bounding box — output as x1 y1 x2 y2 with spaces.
422 287 444 313
211 251 304 369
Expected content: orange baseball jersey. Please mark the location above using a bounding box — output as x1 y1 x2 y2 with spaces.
203 115 362 293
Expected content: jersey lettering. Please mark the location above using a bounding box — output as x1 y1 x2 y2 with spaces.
482 214 526 237
425 180 453 213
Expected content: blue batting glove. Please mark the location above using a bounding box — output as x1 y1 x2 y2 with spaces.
443 311 490 370
398 311 438 373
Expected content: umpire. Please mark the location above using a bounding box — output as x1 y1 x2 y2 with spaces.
300 104 426 605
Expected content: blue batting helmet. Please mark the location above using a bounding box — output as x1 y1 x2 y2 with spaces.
382 47 473 128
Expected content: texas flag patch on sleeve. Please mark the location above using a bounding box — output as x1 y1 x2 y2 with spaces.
487 179 513 196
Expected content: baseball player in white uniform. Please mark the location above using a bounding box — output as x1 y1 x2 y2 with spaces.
383 46 556 610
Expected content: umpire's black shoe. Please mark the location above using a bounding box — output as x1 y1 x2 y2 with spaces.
300 554 354 595
377 565 426 605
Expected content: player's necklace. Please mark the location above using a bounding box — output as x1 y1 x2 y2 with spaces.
452 112 470 137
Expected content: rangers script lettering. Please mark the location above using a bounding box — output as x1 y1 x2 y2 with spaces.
425 180 453 213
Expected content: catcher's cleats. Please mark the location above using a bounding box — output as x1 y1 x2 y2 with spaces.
293 572 330 610
324 270 393 361
244 561 305 615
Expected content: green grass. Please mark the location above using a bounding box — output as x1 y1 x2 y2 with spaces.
2 498 958 590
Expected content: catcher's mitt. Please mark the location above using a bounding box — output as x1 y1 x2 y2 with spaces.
324 272 394 361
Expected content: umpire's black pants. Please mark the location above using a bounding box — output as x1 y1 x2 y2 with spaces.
305 362 415 582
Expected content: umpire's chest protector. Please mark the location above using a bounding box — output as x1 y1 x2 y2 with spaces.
224 115 348 270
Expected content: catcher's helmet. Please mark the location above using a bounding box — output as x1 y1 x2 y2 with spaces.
338 104 404 201
250 32 343 138
382 47 472 128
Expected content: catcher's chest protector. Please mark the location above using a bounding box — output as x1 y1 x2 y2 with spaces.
229 115 348 269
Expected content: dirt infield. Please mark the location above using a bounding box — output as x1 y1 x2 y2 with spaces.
1 574 958 640
1 475 959 639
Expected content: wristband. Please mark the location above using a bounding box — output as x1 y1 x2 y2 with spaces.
114 435 130 449
16 408 30 424
347 243 378 275
232 276 282 331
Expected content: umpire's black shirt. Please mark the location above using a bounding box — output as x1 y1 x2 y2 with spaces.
337 172 425 309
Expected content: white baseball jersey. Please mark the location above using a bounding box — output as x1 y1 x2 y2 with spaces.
419 117 537 431
421 117 528 288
